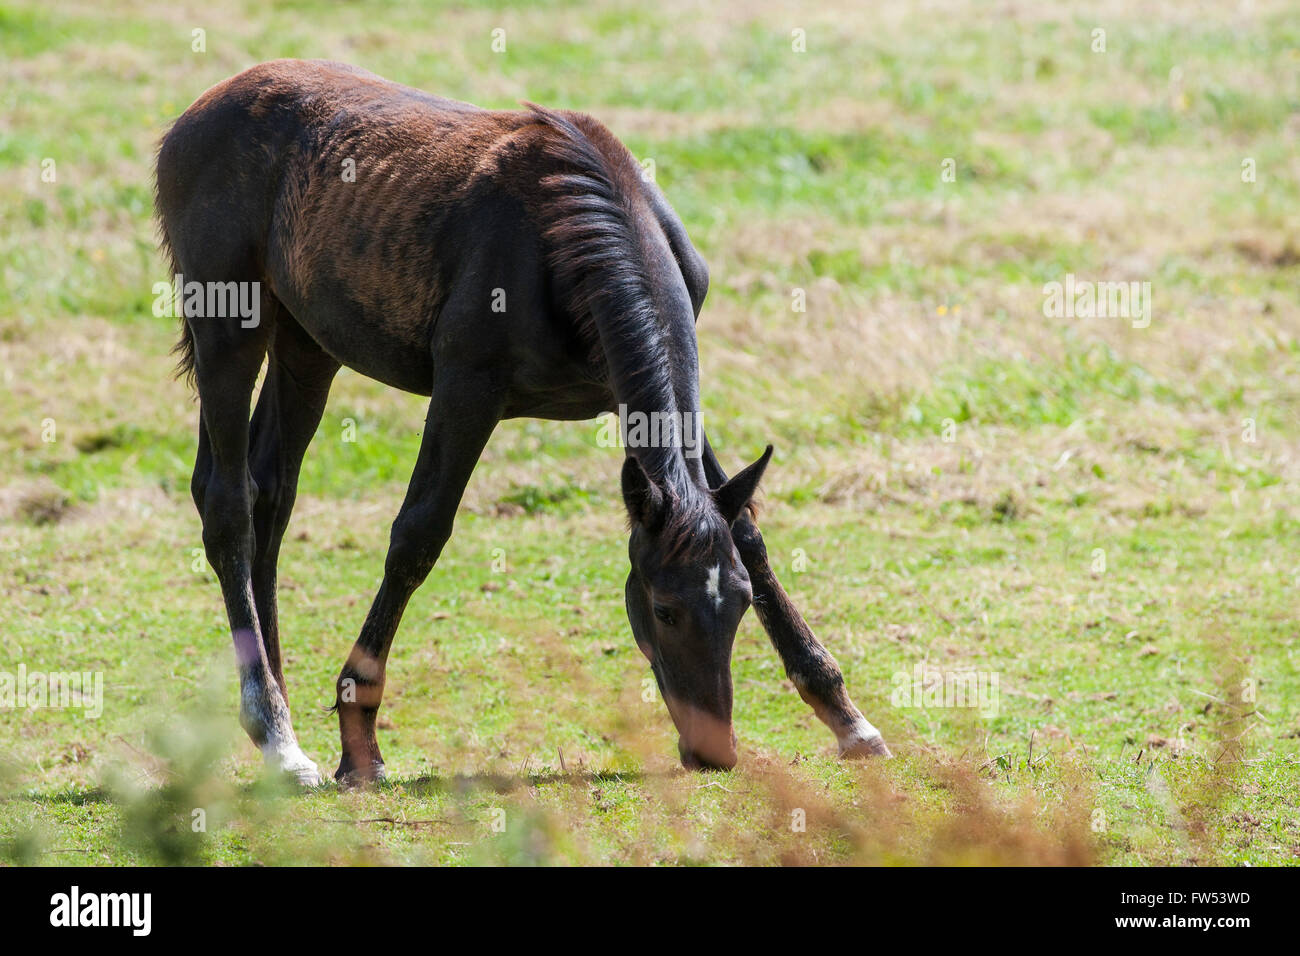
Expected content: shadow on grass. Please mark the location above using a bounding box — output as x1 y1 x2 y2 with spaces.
390 767 649 797
2 768 657 807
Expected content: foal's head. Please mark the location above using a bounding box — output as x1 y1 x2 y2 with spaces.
621 447 772 770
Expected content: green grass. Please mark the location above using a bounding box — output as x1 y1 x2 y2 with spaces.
2 0 1299 865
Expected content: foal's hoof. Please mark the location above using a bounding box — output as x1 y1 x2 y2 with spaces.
334 761 388 790
263 744 324 787
837 721 893 759
840 735 893 759
289 764 324 787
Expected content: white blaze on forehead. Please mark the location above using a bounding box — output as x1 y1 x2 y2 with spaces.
705 564 723 610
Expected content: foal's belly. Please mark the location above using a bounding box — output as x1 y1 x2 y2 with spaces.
503 382 612 421
292 305 436 395
266 263 438 395
270 268 614 416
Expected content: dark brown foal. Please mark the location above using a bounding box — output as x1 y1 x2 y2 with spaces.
155 59 888 785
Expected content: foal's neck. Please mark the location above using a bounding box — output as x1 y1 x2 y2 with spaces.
616 330 709 499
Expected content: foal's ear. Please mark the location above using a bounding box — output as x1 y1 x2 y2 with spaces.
622 454 666 532
713 445 773 526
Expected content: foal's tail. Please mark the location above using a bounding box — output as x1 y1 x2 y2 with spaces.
164 247 198 390
153 133 197 391
173 320 197 390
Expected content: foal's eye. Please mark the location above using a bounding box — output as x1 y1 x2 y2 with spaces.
653 605 676 626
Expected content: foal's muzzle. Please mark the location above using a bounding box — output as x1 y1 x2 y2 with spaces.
672 704 738 771
679 739 738 771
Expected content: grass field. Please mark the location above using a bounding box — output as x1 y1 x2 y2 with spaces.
2 0 1299 865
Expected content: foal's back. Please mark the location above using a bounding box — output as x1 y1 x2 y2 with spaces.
155 59 642 398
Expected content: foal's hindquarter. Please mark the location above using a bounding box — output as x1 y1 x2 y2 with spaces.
156 60 886 785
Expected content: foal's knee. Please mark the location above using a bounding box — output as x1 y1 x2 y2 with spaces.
384 508 453 587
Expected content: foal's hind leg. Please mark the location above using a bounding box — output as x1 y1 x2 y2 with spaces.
333 370 502 785
190 297 321 785
701 432 891 758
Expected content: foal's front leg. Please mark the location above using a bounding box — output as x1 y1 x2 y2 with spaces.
333 374 501 786
701 434 891 758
